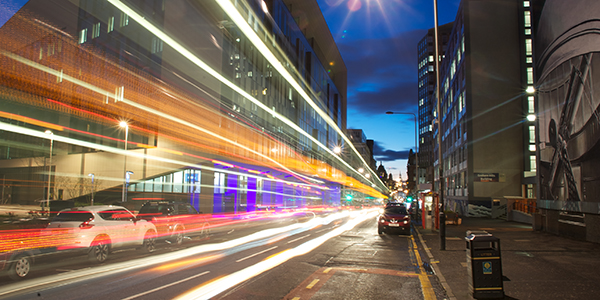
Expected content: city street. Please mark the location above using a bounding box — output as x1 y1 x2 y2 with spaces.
0 210 444 300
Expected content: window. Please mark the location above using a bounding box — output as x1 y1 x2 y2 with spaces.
527 67 533 84
151 37 163 53
528 96 535 113
108 16 114 32
121 12 129 27
428 55 433 62
78 28 87 44
530 155 536 171
92 22 101 39
524 11 531 27
529 126 535 143
214 172 225 194
525 39 532 56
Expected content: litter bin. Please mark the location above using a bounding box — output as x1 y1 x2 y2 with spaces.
466 230 504 299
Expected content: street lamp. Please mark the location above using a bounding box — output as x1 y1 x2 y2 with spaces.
88 173 95 206
385 111 418 188
333 146 342 154
119 121 128 202
44 130 54 205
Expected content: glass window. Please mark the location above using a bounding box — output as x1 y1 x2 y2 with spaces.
525 39 532 56
524 11 531 27
78 28 87 44
108 16 114 32
92 22 100 39
528 96 535 113
54 211 94 222
529 126 535 143
527 67 533 84
121 12 129 27
173 171 183 193
530 155 536 171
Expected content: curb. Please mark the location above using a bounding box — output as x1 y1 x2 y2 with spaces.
415 226 457 300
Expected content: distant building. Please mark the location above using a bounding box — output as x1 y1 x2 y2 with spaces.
417 22 453 189
347 129 376 177
433 0 533 216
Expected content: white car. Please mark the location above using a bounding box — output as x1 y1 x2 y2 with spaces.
44 205 157 263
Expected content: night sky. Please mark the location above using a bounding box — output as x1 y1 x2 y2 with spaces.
1 0 460 183
316 0 459 181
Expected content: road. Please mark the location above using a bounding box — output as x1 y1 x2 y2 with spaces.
0 209 444 299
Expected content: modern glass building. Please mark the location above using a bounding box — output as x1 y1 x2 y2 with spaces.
0 0 387 213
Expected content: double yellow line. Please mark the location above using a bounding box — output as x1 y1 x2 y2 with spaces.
410 235 437 300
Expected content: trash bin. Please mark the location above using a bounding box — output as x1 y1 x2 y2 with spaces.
466 230 504 299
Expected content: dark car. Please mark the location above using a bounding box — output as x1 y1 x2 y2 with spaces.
137 201 210 246
378 205 411 235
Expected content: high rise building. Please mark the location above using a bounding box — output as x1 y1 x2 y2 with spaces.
433 0 534 216
417 22 453 189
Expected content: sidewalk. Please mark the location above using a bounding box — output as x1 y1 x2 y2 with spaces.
415 217 600 299
0 204 41 217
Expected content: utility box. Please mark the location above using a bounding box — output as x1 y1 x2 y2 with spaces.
466 231 504 299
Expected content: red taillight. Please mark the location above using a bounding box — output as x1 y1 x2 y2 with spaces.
79 218 94 229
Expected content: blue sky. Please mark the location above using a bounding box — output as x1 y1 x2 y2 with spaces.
316 0 459 180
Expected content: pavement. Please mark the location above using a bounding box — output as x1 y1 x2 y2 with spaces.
415 217 600 300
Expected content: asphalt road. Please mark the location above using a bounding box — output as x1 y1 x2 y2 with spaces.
0 210 444 300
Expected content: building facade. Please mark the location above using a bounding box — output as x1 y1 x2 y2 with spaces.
417 22 453 189
0 0 388 213
532 0 600 243
433 0 534 216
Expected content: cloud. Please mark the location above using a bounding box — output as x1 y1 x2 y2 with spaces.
372 141 411 161
338 29 425 116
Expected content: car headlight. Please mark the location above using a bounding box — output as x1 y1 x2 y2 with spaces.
379 218 385 223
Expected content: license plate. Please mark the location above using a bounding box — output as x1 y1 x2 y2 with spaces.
389 223 400 227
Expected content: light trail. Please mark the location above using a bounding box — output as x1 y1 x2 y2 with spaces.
0 211 356 297
175 210 377 300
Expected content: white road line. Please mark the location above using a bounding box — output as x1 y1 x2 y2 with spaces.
121 271 210 300
286 234 311 244
235 246 279 263
316 228 329 233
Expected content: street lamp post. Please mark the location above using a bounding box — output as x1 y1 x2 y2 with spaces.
434 0 446 250
88 173 95 206
44 130 54 206
120 121 128 202
385 111 419 221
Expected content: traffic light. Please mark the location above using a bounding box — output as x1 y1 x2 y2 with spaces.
406 196 413 203
345 194 353 201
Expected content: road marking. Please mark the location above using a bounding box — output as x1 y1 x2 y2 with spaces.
122 271 210 300
235 246 278 262
410 236 436 300
306 279 319 289
287 234 311 244
323 267 332 273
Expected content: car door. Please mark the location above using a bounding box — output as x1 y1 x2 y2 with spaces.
100 208 139 248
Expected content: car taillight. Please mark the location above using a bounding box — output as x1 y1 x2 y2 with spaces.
79 218 94 229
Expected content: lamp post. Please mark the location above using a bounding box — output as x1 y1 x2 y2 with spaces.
385 111 419 222
119 121 128 202
434 0 446 250
88 173 95 206
44 130 54 205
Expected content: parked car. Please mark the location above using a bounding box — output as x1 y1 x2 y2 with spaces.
378 205 411 235
0 249 40 280
137 201 210 246
42 205 157 263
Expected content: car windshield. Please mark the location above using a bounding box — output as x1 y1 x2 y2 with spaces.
384 207 408 215
53 211 94 222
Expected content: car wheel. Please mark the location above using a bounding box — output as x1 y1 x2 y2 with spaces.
141 230 156 253
88 236 110 263
170 226 184 246
200 222 211 240
378 227 383 235
7 254 31 280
